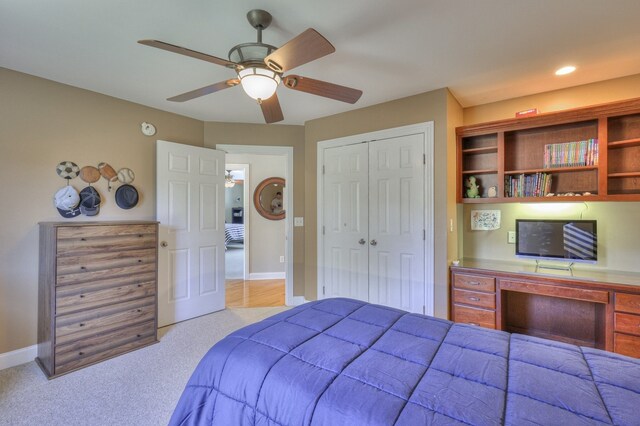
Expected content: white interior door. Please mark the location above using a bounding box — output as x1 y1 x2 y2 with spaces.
156 140 225 327
368 134 425 313
322 143 369 301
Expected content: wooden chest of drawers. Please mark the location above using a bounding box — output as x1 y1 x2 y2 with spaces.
37 221 159 378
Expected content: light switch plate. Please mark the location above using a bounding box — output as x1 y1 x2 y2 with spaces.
508 231 516 244
294 217 304 227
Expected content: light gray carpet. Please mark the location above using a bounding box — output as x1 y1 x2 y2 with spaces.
225 245 244 279
0 306 288 426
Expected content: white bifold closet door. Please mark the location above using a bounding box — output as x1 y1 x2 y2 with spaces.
323 133 425 313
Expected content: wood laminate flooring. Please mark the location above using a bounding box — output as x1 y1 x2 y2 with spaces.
226 279 285 308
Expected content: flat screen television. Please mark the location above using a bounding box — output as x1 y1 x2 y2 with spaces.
515 219 597 264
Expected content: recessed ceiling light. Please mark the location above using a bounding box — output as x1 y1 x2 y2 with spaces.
555 66 576 76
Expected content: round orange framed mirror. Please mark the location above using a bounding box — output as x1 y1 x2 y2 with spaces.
253 177 285 220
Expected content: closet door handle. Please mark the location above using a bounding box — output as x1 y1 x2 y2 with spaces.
370 239 377 246
358 239 366 245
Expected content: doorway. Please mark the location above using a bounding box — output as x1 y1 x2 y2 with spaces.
224 164 249 283
218 145 293 307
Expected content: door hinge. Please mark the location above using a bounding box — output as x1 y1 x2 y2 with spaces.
423 154 426 165
322 226 325 235
423 229 426 240
322 165 325 174
423 305 426 315
322 286 326 296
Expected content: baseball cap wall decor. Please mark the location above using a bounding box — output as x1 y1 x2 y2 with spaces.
98 162 118 191
54 186 81 218
117 168 135 184
115 184 139 209
56 161 80 180
80 166 101 184
79 186 101 216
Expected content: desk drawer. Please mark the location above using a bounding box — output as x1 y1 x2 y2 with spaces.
614 333 640 358
453 288 496 309
615 312 640 336
452 305 495 329
615 293 640 315
453 273 495 292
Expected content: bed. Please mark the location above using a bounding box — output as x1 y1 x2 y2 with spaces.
169 298 640 425
224 223 244 248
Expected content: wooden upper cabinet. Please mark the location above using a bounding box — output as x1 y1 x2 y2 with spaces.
457 97 640 203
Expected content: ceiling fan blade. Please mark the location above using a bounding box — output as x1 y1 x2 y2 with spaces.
167 79 240 102
283 75 362 104
138 40 237 68
264 29 335 73
260 94 284 124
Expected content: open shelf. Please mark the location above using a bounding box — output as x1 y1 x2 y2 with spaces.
456 97 640 203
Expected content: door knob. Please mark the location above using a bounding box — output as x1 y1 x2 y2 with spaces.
358 238 366 245
160 241 168 248
370 239 377 246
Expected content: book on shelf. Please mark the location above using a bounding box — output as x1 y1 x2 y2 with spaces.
543 139 598 169
505 172 552 198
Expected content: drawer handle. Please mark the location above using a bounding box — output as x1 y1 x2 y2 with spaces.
78 351 84 356
80 238 86 241
468 322 480 326
137 309 142 313
79 323 85 327
138 234 143 238
137 334 142 338
137 284 142 287
468 297 480 302
80 266 86 270
138 259 143 263
468 281 480 286
79 294 85 298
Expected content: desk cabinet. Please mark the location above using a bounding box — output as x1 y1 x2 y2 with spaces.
451 264 640 358
37 221 159 378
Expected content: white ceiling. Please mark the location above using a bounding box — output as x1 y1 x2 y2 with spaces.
2 0 640 125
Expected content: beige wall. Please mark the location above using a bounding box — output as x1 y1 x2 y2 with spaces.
0 68 204 354
304 88 463 318
461 73 640 271
204 122 305 295
226 153 286 275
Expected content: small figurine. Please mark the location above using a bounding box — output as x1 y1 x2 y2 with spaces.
465 176 481 198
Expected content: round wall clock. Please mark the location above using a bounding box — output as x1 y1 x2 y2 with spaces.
141 122 156 136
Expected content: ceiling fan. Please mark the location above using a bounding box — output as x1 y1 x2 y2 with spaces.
138 9 362 124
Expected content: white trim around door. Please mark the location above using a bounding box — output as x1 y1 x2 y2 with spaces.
217 144 294 306
317 122 435 315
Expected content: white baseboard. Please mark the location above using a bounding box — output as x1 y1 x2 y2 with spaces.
248 272 285 280
287 296 308 306
0 344 37 371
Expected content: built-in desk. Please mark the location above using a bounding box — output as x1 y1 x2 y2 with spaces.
450 259 640 358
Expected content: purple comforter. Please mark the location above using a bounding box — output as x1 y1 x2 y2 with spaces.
170 298 640 425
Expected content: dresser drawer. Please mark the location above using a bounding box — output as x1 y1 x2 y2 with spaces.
56 262 157 287
56 233 157 257
452 305 495 329
614 333 640 358
55 320 156 375
453 288 496 309
615 312 640 336
56 248 157 275
56 280 156 315
55 296 156 345
615 293 640 315
453 273 495 292
56 224 157 239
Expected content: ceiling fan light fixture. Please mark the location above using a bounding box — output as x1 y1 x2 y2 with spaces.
238 67 281 101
